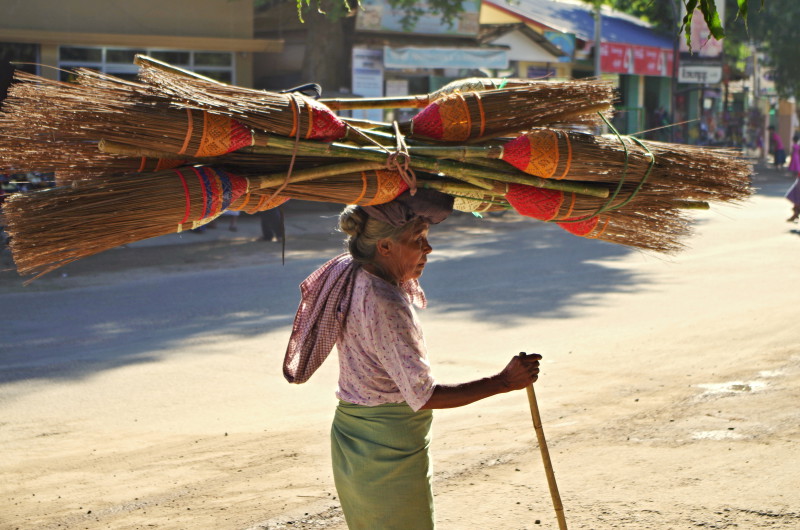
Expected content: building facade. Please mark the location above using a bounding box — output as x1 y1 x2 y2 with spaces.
1 0 281 86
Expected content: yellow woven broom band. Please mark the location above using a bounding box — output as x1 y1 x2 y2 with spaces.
525 130 559 180
353 171 369 205
439 93 471 142
195 112 230 157
365 170 408 206
178 108 194 155
557 131 573 180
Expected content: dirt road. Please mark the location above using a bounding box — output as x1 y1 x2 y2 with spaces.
1 167 799 529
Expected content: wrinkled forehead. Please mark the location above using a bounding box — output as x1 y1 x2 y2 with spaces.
404 219 430 235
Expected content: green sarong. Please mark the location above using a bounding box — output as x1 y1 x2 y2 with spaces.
331 401 434 530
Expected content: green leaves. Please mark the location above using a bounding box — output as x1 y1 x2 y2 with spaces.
680 0 759 50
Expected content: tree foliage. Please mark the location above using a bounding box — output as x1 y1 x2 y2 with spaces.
723 0 800 97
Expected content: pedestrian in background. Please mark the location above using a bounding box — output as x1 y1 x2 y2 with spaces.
785 133 800 223
769 125 786 169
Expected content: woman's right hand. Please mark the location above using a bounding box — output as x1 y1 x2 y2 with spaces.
497 352 542 391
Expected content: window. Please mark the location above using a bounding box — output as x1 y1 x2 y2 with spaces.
58 47 235 83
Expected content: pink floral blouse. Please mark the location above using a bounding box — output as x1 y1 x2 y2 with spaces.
335 268 436 411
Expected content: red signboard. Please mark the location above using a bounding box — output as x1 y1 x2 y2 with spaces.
600 42 673 77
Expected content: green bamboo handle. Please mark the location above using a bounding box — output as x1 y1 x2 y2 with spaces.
246 133 610 198
252 161 385 190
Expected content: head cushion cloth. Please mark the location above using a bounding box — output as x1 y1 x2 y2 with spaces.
361 188 454 227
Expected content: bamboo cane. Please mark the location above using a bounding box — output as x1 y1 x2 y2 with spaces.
321 78 559 110
243 133 611 198
525 378 567 530
134 54 223 85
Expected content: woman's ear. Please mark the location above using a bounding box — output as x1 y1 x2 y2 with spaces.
375 238 393 256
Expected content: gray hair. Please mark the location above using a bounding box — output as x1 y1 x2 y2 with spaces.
338 205 416 265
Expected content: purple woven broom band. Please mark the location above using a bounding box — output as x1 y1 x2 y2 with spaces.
360 188 454 227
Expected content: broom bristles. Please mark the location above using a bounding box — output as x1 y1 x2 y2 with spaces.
136 61 347 141
3 166 252 280
0 58 754 274
404 80 617 142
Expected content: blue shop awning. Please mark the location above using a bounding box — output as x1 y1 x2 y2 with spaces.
485 0 672 49
383 46 509 69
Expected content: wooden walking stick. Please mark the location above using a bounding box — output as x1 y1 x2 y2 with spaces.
522 353 567 529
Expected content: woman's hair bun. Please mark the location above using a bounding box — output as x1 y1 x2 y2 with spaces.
338 205 368 237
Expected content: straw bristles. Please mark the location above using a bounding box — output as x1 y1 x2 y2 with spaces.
403 80 616 142
3 168 234 280
0 70 254 177
321 77 548 110
502 182 692 253
420 178 692 253
500 129 752 204
0 56 754 279
2 161 396 279
137 61 347 141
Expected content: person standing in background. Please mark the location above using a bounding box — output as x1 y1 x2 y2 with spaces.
769 125 786 169
785 133 800 223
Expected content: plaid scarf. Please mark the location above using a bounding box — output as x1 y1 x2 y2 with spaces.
283 253 426 383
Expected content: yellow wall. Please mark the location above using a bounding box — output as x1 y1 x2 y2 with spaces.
4 0 254 39
480 3 524 24
1 0 265 84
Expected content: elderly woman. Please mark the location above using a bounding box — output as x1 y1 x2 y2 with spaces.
283 189 541 529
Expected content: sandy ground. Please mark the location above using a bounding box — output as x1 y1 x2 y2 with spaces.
1 164 799 529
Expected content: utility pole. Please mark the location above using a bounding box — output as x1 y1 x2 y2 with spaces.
669 0 680 143
593 3 602 78
592 1 604 133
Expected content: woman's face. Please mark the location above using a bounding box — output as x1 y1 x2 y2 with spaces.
381 221 432 283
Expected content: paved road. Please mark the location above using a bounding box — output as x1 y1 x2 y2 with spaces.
2 164 799 528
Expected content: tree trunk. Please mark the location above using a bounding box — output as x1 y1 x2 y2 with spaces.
300 5 356 96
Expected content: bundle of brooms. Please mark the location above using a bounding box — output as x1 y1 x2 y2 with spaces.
0 57 752 280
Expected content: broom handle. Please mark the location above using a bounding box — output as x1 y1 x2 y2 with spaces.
321 95 432 111
134 54 224 85
249 134 610 198
253 161 386 189
526 383 567 530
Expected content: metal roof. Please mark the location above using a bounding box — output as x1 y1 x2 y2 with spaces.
484 0 673 49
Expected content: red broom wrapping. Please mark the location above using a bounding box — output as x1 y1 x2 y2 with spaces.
504 183 691 253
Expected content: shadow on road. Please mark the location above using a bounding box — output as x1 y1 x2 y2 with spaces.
1 209 653 385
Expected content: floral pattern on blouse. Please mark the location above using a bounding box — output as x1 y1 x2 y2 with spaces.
335 268 435 411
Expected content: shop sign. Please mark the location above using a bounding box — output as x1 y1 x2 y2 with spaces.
678 64 723 84
601 43 672 77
